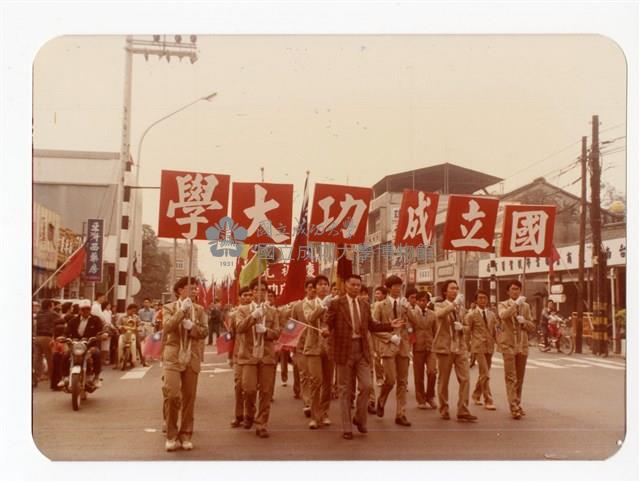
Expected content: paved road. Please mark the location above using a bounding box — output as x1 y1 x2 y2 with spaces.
32 346 625 461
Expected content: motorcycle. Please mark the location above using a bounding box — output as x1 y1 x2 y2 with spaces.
118 318 138 371
58 333 104 411
538 315 574 355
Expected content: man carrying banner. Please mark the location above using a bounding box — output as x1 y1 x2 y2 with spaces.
497 280 536 419
372 275 412 427
321 274 404 440
433 279 477 422
162 276 209 452
227 287 252 428
236 279 281 438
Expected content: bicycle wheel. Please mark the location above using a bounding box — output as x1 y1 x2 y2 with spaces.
558 335 574 355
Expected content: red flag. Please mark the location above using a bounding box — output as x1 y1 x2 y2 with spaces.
546 245 561 274
206 279 215 307
56 244 87 288
277 175 310 306
277 318 307 348
197 281 208 306
142 330 164 360
215 331 235 355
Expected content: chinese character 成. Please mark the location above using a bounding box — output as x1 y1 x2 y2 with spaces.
402 192 432 244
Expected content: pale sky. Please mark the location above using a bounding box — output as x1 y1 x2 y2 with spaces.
33 35 627 280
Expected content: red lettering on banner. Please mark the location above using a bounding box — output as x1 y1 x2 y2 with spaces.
442 195 499 252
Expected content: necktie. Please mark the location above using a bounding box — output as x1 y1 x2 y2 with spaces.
393 300 398 319
351 298 361 336
482 309 488 327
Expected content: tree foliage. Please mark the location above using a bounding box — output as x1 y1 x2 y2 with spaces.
136 224 171 303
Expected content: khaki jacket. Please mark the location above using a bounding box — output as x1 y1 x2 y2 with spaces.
432 301 469 355
496 299 536 355
407 305 436 352
290 298 328 356
162 300 208 373
235 303 280 365
465 307 496 354
372 297 411 357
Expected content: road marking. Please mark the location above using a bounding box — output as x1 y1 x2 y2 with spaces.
276 365 294 373
201 368 233 374
559 357 624 370
202 362 230 367
120 366 152 380
565 363 593 368
526 359 567 369
582 357 625 367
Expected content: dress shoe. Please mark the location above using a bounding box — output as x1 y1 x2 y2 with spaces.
511 411 521 420
367 402 377 414
309 420 319 430
352 418 368 433
473 398 483 406
441 412 451 420
518 407 526 416
181 440 193 451
256 428 270 438
342 432 353 440
243 418 254 429
484 403 496 410
457 413 478 421
395 416 412 427
303 406 311 418
417 403 427 410
322 416 332 426
165 439 180 452
230 417 243 428
376 379 384 386
376 400 384 418
427 398 438 409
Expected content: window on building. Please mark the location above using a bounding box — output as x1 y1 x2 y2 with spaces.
176 259 184 270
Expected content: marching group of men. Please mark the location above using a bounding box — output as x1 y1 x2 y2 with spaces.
160 272 536 451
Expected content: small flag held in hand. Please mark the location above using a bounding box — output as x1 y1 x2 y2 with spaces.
277 319 306 349
142 330 164 360
216 331 235 355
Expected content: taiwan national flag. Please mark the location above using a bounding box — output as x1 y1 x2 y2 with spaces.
142 331 163 360
216 331 235 355
277 319 307 349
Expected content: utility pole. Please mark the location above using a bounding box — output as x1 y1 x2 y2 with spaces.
576 136 587 353
589 115 608 356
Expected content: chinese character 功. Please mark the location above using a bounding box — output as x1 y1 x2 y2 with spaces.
316 194 367 240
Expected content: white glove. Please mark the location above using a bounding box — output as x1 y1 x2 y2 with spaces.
454 294 464 307
322 295 333 309
516 315 526 325
252 306 264 319
515 296 526 306
182 318 194 330
390 334 401 345
181 298 193 313
255 323 267 334
401 297 410 308
453 321 463 331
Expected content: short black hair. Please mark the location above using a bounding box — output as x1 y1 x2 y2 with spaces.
143 297 151 302
331 281 337 288
440 279 458 298
384 275 403 289
61 301 73 314
127 303 138 311
374 286 388 296
475 289 490 300
250 278 267 290
416 291 430 302
214 298 220 303
41 299 54 311
101 301 110 311
239 286 251 296
313 275 330 287
95 292 105 299
173 276 197 296
345 273 361 282
506 279 522 290
405 287 418 298
360 285 370 295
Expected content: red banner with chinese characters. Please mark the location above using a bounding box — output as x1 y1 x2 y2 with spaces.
231 182 294 244
308 183 373 244
500 204 557 257
394 190 439 247
442 195 500 252
158 170 230 240
265 261 319 297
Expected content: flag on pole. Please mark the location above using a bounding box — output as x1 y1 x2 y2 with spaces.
142 330 164 360
215 331 235 355
56 243 87 288
546 245 561 274
197 280 208 306
277 318 307 348
239 247 267 288
278 173 310 305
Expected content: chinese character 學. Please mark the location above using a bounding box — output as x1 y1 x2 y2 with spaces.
243 185 288 243
167 173 224 239
402 192 433 245
509 210 549 255
316 194 367 240
451 199 490 249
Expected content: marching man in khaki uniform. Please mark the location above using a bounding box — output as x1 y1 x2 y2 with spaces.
407 290 438 410
229 287 252 428
162 276 209 452
433 279 477 422
372 275 412 427
465 290 497 411
496 279 536 419
236 278 281 438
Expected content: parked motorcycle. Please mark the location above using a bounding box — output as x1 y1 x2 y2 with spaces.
538 315 574 355
118 318 138 371
58 334 104 410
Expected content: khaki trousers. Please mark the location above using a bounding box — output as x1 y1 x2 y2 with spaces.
336 338 371 433
233 363 244 419
502 353 527 413
163 367 200 441
295 353 310 407
436 353 471 416
472 353 494 404
378 355 410 417
35 336 53 380
413 350 437 404
242 363 277 429
306 352 334 423
373 353 384 381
